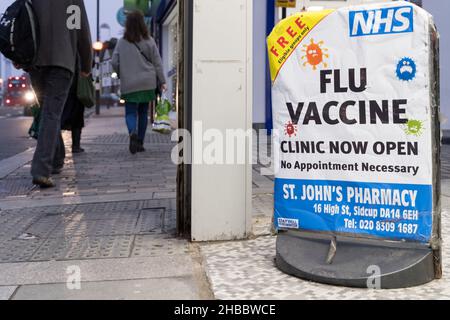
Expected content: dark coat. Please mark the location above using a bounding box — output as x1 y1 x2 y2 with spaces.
61 72 85 130
32 0 93 74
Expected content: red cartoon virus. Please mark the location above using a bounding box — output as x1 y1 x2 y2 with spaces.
284 121 297 137
301 39 329 70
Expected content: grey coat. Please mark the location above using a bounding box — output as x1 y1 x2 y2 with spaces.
111 37 166 95
32 0 92 74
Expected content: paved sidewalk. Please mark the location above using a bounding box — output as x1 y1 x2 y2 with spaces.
200 145 450 300
0 107 213 300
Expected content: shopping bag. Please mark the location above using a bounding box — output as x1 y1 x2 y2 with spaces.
28 103 41 140
152 94 172 134
77 76 95 108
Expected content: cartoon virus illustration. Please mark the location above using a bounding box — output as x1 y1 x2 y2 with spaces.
404 120 425 136
284 121 298 138
301 39 329 70
396 57 417 81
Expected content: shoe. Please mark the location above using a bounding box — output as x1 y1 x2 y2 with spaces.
129 133 139 154
72 146 85 154
32 176 55 189
137 139 146 153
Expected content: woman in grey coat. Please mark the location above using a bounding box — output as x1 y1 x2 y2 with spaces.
112 11 167 154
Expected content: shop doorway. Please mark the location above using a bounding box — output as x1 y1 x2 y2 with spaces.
176 0 192 238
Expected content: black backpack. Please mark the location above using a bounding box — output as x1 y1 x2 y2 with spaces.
0 0 39 70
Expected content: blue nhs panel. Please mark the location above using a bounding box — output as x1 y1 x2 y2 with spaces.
349 6 414 37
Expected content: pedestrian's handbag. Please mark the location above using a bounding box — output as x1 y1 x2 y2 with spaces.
28 103 41 140
77 76 95 108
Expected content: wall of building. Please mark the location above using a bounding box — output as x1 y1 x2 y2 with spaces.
422 0 450 131
161 24 172 99
253 0 268 126
160 6 178 107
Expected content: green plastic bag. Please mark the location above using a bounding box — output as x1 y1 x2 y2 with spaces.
77 76 95 108
152 94 172 134
28 103 41 140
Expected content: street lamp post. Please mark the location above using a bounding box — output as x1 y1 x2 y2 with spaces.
95 0 101 115
94 51 101 115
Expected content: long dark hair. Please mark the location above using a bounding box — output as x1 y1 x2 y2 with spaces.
124 11 150 43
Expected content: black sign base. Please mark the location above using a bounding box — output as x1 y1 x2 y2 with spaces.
276 231 436 289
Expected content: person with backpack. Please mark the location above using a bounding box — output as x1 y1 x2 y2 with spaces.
111 10 167 155
0 0 92 188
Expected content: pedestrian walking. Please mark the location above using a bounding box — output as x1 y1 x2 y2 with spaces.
111 11 167 155
61 60 86 154
29 0 92 188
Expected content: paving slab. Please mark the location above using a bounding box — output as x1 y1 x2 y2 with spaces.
0 193 156 211
0 255 195 286
12 277 199 300
0 286 17 300
252 173 274 187
30 236 134 261
0 211 43 241
0 148 34 179
0 239 45 263
0 177 36 198
131 235 190 258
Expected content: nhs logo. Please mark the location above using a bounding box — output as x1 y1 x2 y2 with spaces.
349 6 414 37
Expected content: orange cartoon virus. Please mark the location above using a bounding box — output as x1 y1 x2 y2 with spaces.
301 39 329 70
284 121 297 138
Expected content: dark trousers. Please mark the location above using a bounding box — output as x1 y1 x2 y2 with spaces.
29 67 73 178
125 102 149 142
72 127 82 148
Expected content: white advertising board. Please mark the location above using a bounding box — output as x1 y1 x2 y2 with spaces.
268 1 436 242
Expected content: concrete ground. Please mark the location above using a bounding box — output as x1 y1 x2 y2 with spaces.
0 107 213 300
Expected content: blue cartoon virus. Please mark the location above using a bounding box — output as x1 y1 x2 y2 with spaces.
396 57 417 81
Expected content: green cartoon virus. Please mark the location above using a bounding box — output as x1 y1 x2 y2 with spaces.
404 120 425 136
